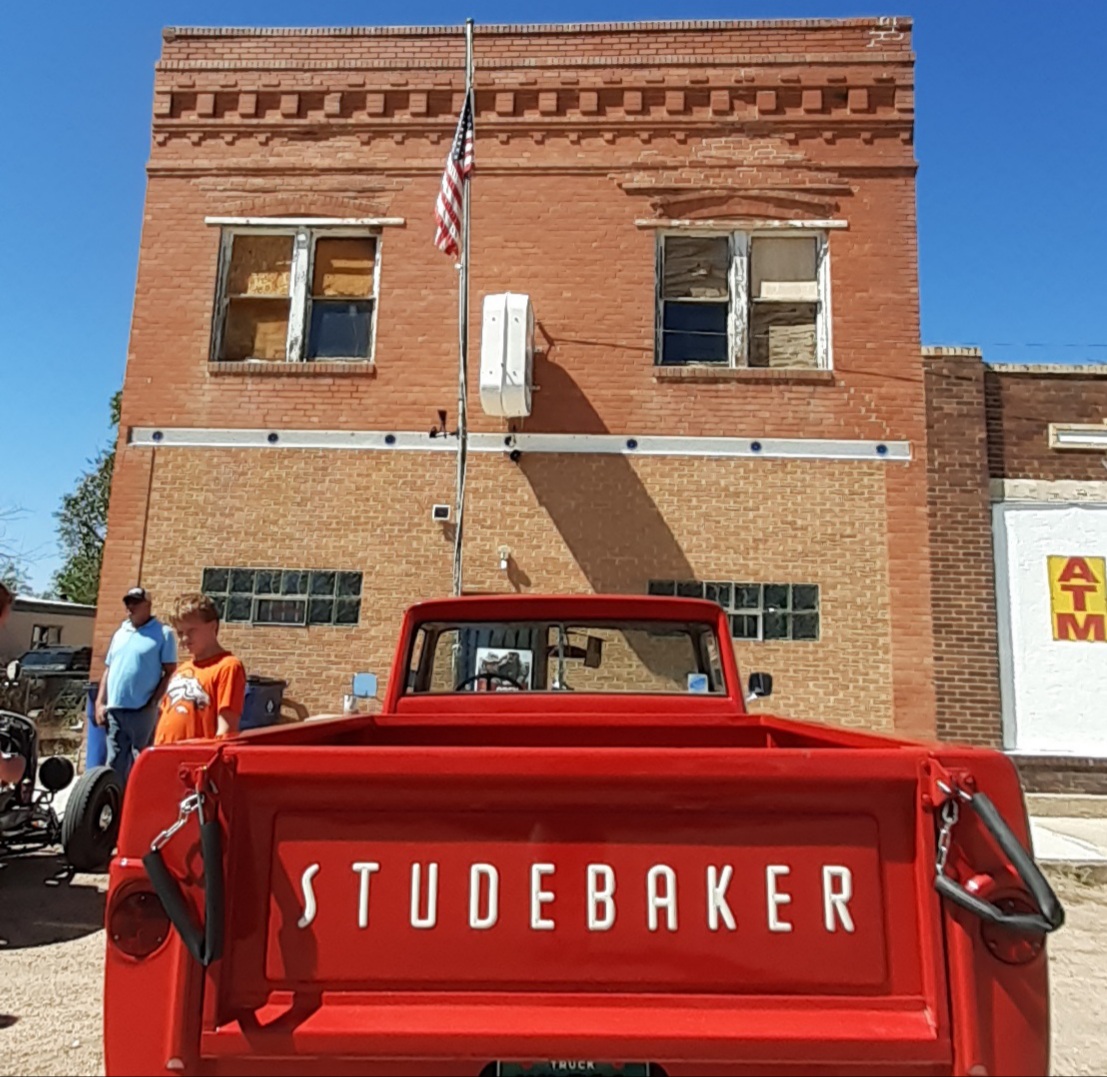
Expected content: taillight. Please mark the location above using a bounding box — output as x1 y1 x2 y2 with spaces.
109 889 170 959
980 893 1046 965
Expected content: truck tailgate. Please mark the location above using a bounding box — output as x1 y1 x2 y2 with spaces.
194 742 951 1073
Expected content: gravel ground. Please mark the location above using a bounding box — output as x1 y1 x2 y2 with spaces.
1 859 1105 1077
0 854 107 1077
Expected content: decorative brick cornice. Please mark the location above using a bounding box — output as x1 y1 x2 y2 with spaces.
149 21 914 164
151 83 912 136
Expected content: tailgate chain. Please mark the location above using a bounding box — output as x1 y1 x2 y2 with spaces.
935 794 959 875
933 779 1064 936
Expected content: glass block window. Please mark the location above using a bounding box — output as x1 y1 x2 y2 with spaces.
201 568 362 627
648 579 820 642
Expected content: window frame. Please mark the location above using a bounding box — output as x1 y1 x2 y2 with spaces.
648 579 821 643
31 624 63 648
201 566 364 628
403 618 728 696
211 225 382 365
655 229 832 370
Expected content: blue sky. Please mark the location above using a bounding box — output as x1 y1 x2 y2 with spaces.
1 0 1105 592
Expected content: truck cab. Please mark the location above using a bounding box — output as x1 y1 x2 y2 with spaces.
103 595 1061 1077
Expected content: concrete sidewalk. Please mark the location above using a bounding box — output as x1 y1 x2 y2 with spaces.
1028 795 1107 880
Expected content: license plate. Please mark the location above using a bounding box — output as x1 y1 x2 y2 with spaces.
495 1065 650 1077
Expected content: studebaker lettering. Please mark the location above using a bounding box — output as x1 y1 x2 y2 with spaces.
295 860 857 935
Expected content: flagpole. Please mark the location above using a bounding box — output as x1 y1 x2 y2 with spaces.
451 18 474 598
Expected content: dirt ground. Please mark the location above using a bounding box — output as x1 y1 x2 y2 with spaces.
1 858 1105 1077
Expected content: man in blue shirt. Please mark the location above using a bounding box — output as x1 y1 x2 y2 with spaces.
94 587 177 786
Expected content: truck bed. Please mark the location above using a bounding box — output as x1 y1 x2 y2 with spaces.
103 711 1052 1076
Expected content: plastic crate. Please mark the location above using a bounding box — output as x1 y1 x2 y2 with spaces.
241 675 288 731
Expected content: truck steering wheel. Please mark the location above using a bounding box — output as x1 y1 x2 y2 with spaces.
454 672 527 692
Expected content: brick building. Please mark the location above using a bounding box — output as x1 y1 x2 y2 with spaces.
98 17 938 733
925 354 1107 791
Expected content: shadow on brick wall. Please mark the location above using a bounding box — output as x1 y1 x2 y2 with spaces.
518 349 698 675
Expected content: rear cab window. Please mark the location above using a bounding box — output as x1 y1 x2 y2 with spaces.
405 618 727 695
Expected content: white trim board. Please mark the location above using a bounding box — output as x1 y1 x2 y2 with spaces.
129 427 910 462
204 216 406 228
481 433 908 461
636 219 848 231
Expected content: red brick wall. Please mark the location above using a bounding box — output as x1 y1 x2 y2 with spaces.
1014 757 1107 796
98 19 938 736
922 349 1002 746
986 366 1107 481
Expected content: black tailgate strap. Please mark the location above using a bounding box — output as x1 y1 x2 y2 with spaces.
934 787 1064 936
143 792 225 966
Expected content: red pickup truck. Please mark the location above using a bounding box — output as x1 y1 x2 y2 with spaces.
103 595 1062 1077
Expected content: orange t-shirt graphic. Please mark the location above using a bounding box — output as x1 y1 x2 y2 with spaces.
154 651 246 745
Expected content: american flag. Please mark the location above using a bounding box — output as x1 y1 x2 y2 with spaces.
434 91 474 257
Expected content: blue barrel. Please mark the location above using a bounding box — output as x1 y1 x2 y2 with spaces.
85 682 107 768
240 675 287 731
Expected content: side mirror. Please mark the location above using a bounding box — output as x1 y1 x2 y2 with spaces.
747 672 773 702
5 659 19 683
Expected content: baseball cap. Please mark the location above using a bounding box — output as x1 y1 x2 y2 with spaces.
123 587 149 604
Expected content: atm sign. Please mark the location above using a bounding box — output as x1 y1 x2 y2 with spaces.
1048 556 1107 642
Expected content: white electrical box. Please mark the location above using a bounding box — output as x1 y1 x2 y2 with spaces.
479 292 533 418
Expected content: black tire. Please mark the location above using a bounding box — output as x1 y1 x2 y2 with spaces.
61 765 123 872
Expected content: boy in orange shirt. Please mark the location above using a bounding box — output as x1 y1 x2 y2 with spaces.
155 593 246 744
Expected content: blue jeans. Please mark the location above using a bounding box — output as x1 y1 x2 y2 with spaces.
105 701 158 787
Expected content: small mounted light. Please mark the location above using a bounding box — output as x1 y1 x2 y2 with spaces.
432 504 451 522
267 432 279 444
508 448 522 463
384 434 396 446
750 441 763 453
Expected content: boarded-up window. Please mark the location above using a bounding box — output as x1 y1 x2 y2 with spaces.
655 230 829 370
220 235 293 361
751 237 818 300
750 237 818 368
659 236 730 365
308 237 376 360
214 228 380 364
750 303 818 369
